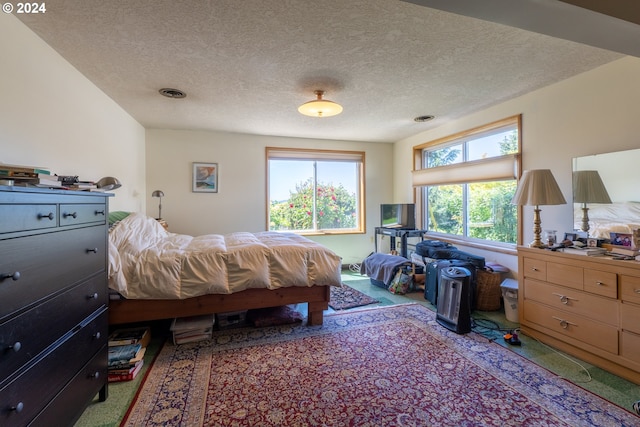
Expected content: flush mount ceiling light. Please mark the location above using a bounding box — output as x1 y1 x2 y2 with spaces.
298 90 343 117
159 88 186 99
414 115 435 122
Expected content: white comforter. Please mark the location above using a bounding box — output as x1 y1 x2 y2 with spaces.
108 213 342 299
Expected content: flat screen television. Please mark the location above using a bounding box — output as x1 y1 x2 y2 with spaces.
380 203 416 229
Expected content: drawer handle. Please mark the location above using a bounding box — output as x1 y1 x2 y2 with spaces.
552 293 577 305
89 371 100 379
86 248 98 254
63 211 78 219
93 332 101 340
37 212 54 220
87 292 99 300
635 288 640 295
1 271 21 281
595 281 604 286
10 402 24 413
531 267 540 272
552 316 576 329
95 209 105 216
7 341 22 352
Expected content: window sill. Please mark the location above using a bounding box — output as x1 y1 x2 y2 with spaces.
423 233 517 256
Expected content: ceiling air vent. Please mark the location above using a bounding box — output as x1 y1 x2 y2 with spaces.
159 88 187 99
414 115 435 122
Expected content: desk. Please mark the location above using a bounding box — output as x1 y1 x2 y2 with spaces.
374 227 426 258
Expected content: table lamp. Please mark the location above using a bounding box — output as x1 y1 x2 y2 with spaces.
152 190 164 219
572 170 611 235
512 169 566 248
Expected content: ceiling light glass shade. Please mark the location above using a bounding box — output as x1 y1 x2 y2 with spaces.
96 176 122 190
512 169 566 248
298 90 343 117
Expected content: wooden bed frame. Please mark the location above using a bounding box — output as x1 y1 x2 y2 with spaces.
108 285 331 326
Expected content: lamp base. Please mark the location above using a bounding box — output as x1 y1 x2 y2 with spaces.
529 240 546 249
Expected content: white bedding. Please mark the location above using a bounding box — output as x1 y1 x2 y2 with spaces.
108 213 342 299
573 201 640 239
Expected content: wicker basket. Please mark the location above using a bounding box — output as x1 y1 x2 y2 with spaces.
475 267 507 311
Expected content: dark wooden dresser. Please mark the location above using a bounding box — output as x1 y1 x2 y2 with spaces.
0 186 111 426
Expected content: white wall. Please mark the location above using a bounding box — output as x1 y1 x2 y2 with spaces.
146 129 394 265
394 56 640 272
0 14 146 213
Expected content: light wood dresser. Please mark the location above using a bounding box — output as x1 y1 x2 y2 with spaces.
518 246 640 384
0 186 111 426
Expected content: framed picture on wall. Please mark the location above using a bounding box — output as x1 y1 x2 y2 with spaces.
192 162 218 193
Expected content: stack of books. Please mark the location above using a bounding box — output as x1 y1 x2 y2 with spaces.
171 314 215 345
562 246 607 256
107 326 151 382
0 163 56 187
609 245 640 257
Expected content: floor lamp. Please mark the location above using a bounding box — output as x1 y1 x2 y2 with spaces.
572 170 611 236
512 169 566 248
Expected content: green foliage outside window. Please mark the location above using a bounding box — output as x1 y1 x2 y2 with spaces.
270 178 357 231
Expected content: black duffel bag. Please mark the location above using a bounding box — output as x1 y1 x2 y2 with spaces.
415 240 456 258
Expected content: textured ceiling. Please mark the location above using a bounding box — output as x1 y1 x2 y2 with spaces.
16 0 625 143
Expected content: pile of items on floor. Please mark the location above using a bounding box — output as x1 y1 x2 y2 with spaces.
361 239 510 312
107 326 151 382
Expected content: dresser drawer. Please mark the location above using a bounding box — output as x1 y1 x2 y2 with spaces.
523 299 618 354
0 274 107 384
621 301 640 335
523 279 618 326
0 226 106 319
59 203 106 227
621 330 640 365
29 344 108 427
0 309 107 426
522 257 546 281
547 261 583 290
620 275 640 305
0 204 58 234
583 268 617 298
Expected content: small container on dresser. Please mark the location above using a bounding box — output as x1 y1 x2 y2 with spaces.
0 186 111 426
518 246 640 384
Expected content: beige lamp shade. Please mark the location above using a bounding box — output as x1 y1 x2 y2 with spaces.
298 90 343 117
512 169 566 248
512 169 566 206
572 170 611 204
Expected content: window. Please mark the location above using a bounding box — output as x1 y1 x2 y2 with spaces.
267 147 365 234
412 116 521 246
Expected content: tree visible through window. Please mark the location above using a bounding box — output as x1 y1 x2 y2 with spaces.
413 116 521 245
267 148 364 233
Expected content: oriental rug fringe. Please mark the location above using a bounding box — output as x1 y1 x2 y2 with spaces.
121 304 639 427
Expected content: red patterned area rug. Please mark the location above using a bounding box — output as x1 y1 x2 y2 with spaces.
121 304 638 427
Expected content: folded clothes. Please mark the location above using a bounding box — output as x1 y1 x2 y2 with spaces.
360 253 410 286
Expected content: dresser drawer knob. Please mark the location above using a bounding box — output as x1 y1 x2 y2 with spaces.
63 211 78 219
1 271 20 281
86 248 98 254
88 292 99 300
552 292 577 305
89 371 100 379
8 341 22 352
93 332 101 340
37 212 54 220
10 402 24 413
531 267 539 271
635 288 640 294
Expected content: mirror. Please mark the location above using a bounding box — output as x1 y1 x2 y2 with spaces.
572 148 640 239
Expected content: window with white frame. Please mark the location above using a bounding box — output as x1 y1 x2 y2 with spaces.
412 116 521 246
267 147 365 234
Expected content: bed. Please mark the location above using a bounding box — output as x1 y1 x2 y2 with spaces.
573 201 640 240
107 213 342 326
